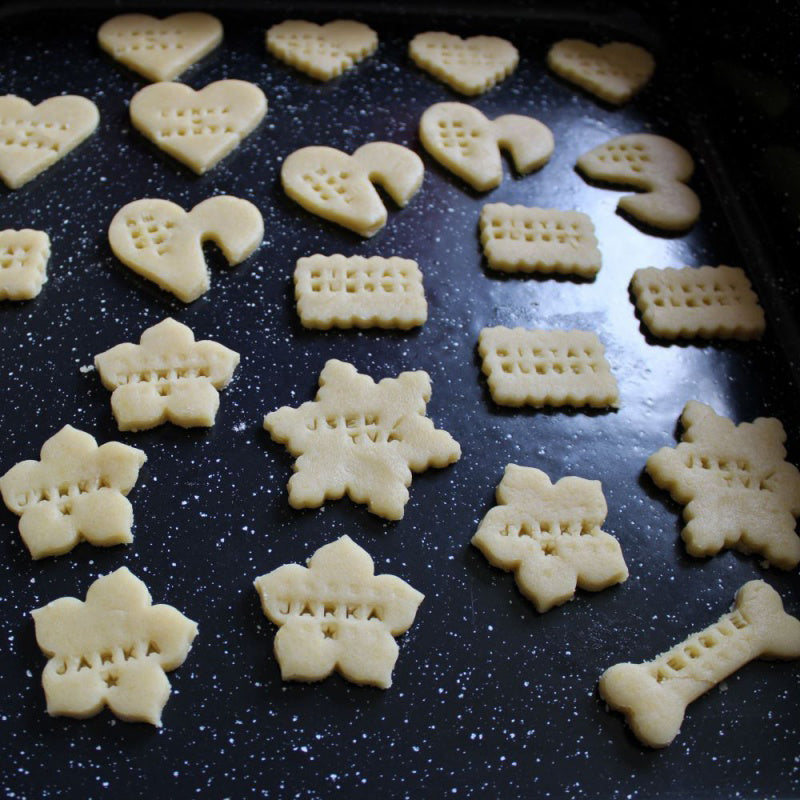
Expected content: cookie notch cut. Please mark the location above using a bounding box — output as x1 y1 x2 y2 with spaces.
0 95 99 189
409 32 518 95
478 326 619 409
480 204 601 277
94 317 240 432
630 265 765 340
109 196 264 303
266 20 378 81
577 133 700 231
0 425 146 560
281 142 424 237
0 229 51 301
98 12 223 82
254 535 423 688
32 567 198 727
130 79 267 174
646 401 800 569
600 580 800 748
547 39 655 105
294 254 427 329
473 465 627 612
420 102 553 192
263 359 461 520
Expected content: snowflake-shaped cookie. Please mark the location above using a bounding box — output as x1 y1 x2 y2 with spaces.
263 359 461 520
646 401 800 569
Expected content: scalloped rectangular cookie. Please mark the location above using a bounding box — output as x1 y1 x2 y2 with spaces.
480 204 601 276
294 254 427 329
630 265 765 340
479 326 619 408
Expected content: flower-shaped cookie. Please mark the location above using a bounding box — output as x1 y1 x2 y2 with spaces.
0 229 51 300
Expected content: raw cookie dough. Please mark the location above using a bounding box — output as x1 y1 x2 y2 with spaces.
0 229 51 300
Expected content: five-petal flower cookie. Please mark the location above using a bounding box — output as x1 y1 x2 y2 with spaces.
98 12 223 82
94 317 240 431
109 195 264 302
130 79 267 174
420 102 553 192
263 359 461 520
281 142 424 237
0 228 51 300
32 567 198 727
266 20 378 80
646 401 800 569
0 94 99 189
409 32 518 95
577 133 700 231
473 465 628 612
0 425 146 559
547 40 655 105
254 535 423 688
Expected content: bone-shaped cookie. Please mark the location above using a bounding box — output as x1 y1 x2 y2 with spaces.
130 79 267 174
577 133 700 230
281 142 424 237
420 102 554 191
0 94 99 189
0 425 146 559
98 12 223 82
94 317 240 431
0 228 51 301
109 196 264 302
599 580 800 748
254 535 423 688
32 567 197 726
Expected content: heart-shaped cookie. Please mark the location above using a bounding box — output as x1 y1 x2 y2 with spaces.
281 142 424 237
409 32 518 95
420 102 553 191
109 196 264 302
130 80 267 174
266 20 378 80
98 12 223 82
547 40 654 105
0 95 99 189
0 229 51 300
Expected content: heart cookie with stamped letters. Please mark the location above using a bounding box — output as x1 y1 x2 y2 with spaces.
409 32 518 95
109 196 264 302
0 95 99 189
130 79 267 174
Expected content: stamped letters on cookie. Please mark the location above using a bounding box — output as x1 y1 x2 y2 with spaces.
420 102 553 192
254 535 423 688
0 229 51 301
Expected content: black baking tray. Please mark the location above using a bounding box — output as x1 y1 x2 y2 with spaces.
1 3 799 799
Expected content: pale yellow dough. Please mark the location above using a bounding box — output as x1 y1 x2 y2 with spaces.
266 20 378 80
94 317 240 432
32 567 198 727
480 204 600 276
130 79 267 174
294 254 427 329
409 32 518 95
577 133 700 230
0 95 99 189
263 359 461 520
109 196 264 303
646 401 800 569
254 535 423 688
0 425 145 560
98 12 223 82
0 229 51 300
420 102 553 192
547 40 654 105
600 580 800 748
479 327 619 408
472 465 627 612
630 265 765 340
281 142 423 237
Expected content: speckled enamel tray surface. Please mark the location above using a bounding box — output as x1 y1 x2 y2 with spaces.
1 6 799 800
